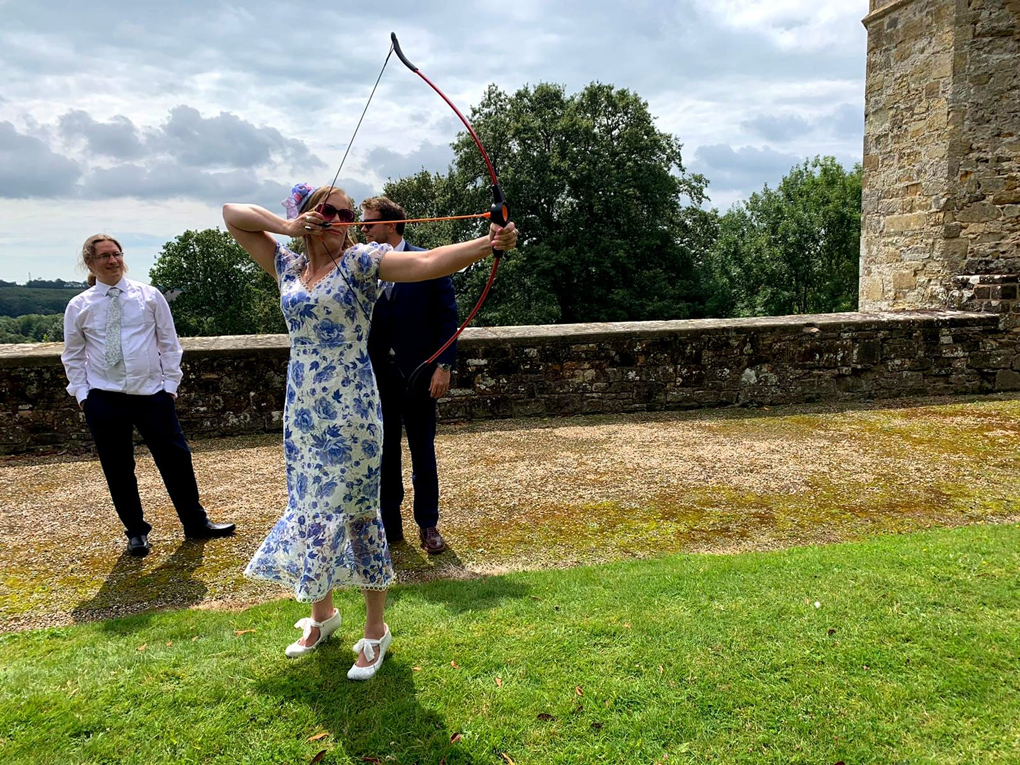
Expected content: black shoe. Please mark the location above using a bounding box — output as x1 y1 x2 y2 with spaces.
127 534 151 556
385 528 405 544
183 520 236 539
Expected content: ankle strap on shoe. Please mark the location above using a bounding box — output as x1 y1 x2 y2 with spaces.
294 609 337 630
352 637 380 661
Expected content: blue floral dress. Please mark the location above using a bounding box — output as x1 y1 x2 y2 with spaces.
245 242 395 602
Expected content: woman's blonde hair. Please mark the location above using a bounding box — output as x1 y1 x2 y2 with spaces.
79 234 126 287
300 186 358 253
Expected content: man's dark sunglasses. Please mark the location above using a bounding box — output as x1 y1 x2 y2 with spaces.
316 203 356 223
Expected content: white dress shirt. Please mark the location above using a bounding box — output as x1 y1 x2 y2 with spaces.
378 238 407 299
61 277 184 404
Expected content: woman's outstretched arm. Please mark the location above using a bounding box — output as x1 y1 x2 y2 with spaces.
378 223 518 283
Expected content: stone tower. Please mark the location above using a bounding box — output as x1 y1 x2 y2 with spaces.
859 0 1020 322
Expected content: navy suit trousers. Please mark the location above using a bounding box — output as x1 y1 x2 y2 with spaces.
376 361 439 535
83 389 208 537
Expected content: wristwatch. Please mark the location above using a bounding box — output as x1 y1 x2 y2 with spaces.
437 363 452 372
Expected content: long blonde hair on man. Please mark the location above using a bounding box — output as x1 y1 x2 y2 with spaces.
79 234 125 287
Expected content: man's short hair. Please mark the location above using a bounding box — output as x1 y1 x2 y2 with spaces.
361 196 407 236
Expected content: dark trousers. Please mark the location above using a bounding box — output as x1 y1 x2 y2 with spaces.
83 389 208 538
377 362 439 537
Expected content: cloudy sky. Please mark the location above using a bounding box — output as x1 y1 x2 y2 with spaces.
0 0 869 283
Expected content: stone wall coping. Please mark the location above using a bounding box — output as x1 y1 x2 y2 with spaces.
451 311 996 345
863 0 916 27
0 310 998 369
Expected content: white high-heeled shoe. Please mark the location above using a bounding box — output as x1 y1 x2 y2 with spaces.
347 624 392 681
285 609 341 658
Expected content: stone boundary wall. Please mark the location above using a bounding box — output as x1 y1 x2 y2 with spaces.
2 311 1019 455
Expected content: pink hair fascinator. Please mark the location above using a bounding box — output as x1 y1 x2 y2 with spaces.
282 183 317 220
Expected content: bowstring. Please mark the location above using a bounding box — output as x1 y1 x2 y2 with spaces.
312 42 396 319
324 42 395 198
312 38 494 398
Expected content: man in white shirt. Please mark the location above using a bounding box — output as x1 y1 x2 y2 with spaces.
61 234 235 556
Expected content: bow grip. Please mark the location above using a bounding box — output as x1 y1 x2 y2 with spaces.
490 184 509 259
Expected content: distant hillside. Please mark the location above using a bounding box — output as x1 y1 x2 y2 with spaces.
0 279 88 317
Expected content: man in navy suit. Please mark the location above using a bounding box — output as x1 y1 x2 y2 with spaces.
363 196 458 554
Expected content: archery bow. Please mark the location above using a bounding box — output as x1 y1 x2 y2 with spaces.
389 32 509 387
310 34 511 391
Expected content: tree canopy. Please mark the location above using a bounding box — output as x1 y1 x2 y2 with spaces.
148 228 285 337
0 82 864 339
0 313 64 343
384 82 713 326
0 283 86 318
704 157 862 317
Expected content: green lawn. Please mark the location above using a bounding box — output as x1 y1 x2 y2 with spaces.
3 523 1019 764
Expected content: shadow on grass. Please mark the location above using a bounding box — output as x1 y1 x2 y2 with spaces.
390 538 471 575
389 558 531 615
258 647 481 764
70 539 209 630
0 431 281 465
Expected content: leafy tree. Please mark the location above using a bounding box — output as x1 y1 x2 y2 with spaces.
0 313 64 343
382 82 710 326
705 157 862 317
0 284 85 317
380 171 462 253
149 229 285 337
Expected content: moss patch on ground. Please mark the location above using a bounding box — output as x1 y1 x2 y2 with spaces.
2 393 1018 631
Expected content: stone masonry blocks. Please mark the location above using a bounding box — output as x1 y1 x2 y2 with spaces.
860 0 1020 322
2 312 1018 455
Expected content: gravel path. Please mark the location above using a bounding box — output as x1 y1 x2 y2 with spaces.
2 394 1018 632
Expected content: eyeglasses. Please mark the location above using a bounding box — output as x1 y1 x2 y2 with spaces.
93 252 124 261
316 204 356 223
360 218 385 227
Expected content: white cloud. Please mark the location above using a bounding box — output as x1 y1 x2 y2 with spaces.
0 0 871 280
691 143 805 196
694 0 868 53
0 121 82 197
367 141 455 182
2 198 226 285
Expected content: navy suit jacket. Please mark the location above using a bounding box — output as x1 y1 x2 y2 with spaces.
368 242 459 379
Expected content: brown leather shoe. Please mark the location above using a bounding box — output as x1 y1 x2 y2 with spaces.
419 526 447 555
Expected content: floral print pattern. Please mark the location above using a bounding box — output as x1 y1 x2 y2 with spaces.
244 242 394 602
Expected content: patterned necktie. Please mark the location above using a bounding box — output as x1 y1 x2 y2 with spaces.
383 281 394 300
105 286 123 366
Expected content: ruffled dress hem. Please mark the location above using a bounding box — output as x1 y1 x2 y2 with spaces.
243 564 394 602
